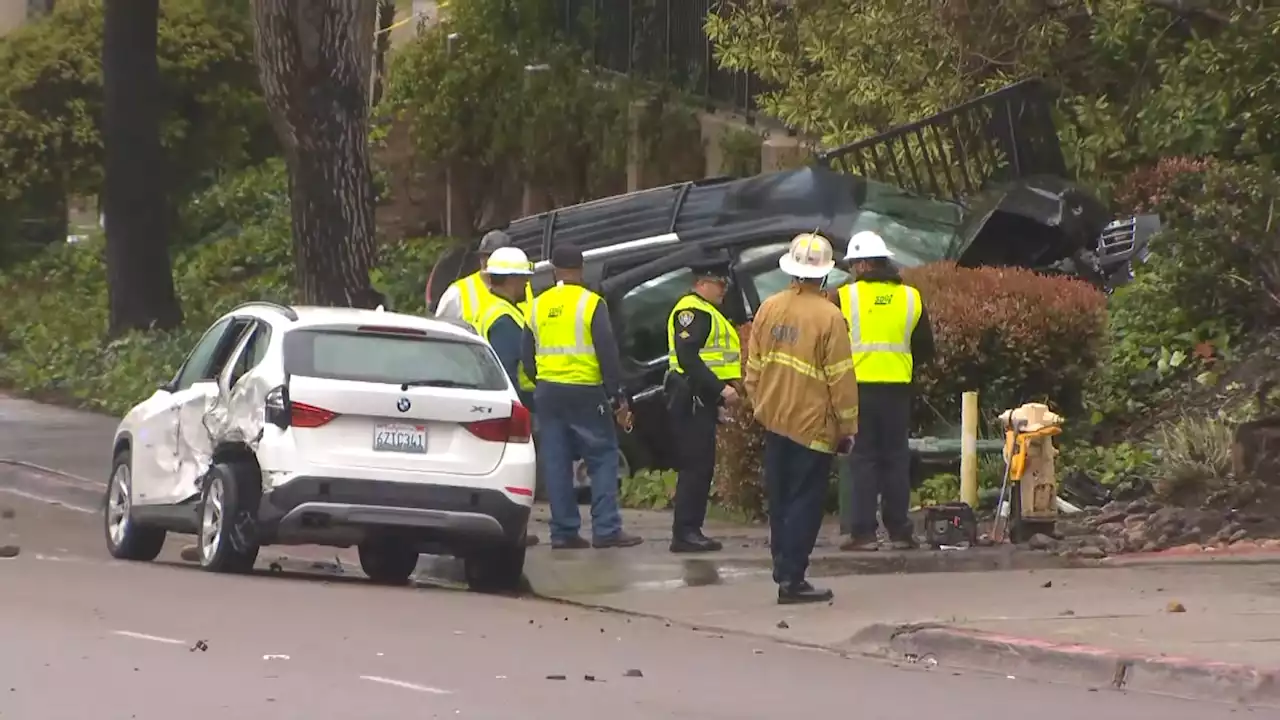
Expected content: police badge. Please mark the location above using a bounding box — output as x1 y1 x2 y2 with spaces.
677 310 695 327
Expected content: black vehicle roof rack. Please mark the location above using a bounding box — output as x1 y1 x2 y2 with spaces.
230 301 299 321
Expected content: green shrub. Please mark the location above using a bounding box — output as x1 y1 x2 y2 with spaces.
1088 159 1280 424
1145 415 1236 504
714 263 1107 517
619 470 678 510
0 163 449 415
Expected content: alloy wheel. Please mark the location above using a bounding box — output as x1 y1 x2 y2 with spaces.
200 475 224 563
106 464 131 547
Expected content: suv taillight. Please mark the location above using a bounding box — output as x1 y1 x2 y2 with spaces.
465 402 532 444
265 386 338 429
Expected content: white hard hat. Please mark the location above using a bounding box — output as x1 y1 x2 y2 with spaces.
778 233 835 279
844 230 894 261
485 246 533 275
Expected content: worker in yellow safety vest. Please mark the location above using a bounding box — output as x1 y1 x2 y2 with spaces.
474 247 537 409
520 244 643 551
436 230 536 327
835 230 936 553
663 258 742 554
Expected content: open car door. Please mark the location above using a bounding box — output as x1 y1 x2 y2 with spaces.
597 246 727 471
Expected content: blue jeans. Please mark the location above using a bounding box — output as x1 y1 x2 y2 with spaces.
534 382 623 542
763 431 832 585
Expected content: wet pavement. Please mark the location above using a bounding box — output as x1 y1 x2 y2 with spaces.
0 489 1254 719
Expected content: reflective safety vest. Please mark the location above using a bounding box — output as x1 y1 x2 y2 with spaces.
530 283 603 386
451 271 492 328
666 293 743 381
477 295 536 392
837 281 922 383
515 283 535 392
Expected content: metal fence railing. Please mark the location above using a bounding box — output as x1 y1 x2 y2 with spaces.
556 0 769 112
815 80 1068 203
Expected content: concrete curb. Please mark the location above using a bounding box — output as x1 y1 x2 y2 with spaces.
844 623 1280 707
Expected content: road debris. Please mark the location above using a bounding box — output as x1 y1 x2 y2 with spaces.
752 649 764 655
0 545 20 558
776 620 790 629
0 506 15 519
623 668 643 678
179 545 199 562
263 654 290 660
583 675 597 682
269 561 283 573
1041 580 1053 588
546 674 566 680
189 640 208 652
1166 601 1187 613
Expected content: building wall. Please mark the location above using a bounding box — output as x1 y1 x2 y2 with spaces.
0 1 29 37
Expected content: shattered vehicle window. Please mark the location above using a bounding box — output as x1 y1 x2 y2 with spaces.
283 329 508 390
853 180 964 266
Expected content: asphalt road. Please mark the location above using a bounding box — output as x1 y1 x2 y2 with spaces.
0 486 1268 719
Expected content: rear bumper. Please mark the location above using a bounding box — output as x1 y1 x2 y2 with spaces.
257 477 530 546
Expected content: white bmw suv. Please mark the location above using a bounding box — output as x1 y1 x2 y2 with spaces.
103 302 535 592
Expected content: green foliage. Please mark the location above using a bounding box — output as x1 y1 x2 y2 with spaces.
380 0 630 229
0 0 273 263
0 0 272 201
706 0 1280 185
0 164 449 415
718 126 762 178
1145 415 1236 503
619 469 678 510
1087 159 1280 424
1059 441 1153 487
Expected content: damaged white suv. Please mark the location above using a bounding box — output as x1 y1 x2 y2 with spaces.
103 302 535 592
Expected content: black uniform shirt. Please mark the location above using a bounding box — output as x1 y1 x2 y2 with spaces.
672 298 727 403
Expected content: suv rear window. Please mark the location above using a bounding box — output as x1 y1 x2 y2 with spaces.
283 329 508 390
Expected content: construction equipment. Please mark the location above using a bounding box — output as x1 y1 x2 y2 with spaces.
992 403 1064 543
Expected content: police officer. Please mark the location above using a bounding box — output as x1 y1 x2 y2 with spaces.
836 231 936 552
664 259 742 553
521 244 643 550
436 229 516 326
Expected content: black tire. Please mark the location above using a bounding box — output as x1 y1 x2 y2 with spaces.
197 462 260 574
104 449 167 562
464 541 527 594
358 539 421 585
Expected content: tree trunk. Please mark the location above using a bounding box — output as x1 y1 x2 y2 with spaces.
252 0 382 308
370 0 395 108
102 0 183 336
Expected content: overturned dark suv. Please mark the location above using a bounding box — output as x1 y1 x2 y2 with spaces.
424 80 1159 476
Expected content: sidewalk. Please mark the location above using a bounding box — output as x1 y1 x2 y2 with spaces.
552 559 1280 705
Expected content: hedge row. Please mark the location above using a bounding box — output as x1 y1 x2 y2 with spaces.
714 263 1108 517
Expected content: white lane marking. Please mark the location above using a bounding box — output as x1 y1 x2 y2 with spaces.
0 487 96 514
112 630 187 645
360 675 453 695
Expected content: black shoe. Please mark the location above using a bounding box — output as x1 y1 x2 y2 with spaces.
592 530 644 549
551 535 590 550
670 531 724 554
778 581 834 605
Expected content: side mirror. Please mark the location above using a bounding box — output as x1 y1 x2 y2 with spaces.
157 380 177 394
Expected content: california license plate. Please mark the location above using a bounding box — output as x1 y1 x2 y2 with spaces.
373 423 427 454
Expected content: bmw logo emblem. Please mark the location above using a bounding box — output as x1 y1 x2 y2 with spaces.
396 397 411 413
